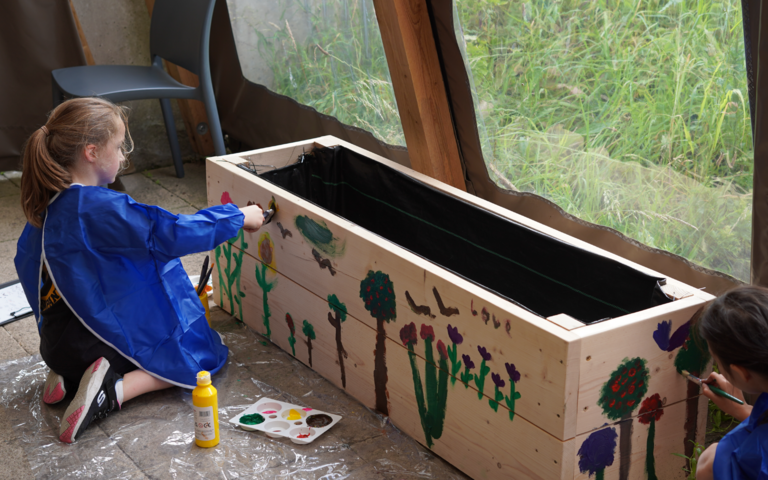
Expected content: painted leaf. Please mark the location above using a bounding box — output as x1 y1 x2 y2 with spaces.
359 270 397 322
327 294 347 322
674 329 710 376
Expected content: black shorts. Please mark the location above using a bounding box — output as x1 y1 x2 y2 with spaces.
39 270 137 392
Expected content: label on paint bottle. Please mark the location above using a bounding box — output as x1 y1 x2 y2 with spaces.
194 405 215 441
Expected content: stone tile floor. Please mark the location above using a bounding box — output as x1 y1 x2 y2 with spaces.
0 161 468 480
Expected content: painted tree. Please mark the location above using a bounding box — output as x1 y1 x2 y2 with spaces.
473 346 492 400
360 270 396 415
638 393 665 480
578 427 618 480
597 357 649 480
254 232 278 338
674 329 710 460
504 362 522 421
285 313 296 356
327 294 348 388
399 322 449 448
302 320 315 367
446 324 463 386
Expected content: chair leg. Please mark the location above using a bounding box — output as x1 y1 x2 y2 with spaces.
201 87 226 157
159 98 184 178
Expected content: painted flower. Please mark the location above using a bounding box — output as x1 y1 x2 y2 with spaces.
578 427 618 476
420 324 435 342
492 372 506 389
221 191 233 205
653 319 691 352
437 340 448 360
400 322 417 347
638 393 665 425
462 354 475 370
285 313 295 335
478 345 492 362
505 363 521 383
447 324 463 345
258 232 275 268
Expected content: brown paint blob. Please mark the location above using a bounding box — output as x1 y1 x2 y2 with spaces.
306 414 333 428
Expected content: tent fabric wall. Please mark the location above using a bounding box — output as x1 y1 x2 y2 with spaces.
751 0 768 286
207 0 410 169
0 0 87 172
424 0 743 295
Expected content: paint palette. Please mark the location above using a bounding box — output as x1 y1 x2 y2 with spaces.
229 397 341 444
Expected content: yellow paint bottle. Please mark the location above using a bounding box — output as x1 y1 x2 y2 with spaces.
192 371 219 447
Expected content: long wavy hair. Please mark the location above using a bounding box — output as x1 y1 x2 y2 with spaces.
20 97 133 228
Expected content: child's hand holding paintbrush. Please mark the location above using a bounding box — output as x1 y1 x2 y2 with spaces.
683 370 752 423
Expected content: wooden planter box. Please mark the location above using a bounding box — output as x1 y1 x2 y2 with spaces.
207 136 713 480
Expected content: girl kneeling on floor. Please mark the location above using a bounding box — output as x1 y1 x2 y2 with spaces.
14 97 263 443
696 285 768 480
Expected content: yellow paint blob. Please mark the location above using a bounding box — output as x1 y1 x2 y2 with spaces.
287 409 301 420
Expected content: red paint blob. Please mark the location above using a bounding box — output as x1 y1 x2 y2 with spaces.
302 408 312 411
297 433 310 438
263 410 276 414
221 191 233 204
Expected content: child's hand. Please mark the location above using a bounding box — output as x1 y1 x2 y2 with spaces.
701 372 751 422
240 205 264 233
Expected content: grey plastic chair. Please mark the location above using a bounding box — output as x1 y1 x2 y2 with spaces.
51 0 224 178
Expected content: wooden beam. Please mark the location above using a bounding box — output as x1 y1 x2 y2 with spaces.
68 0 95 66
145 0 215 156
373 0 466 191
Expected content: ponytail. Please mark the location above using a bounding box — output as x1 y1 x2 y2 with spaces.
19 98 132 228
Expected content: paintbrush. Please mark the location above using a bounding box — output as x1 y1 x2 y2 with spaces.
263 208 275 225
681 370 744 405
197 266 213 296
197 255 209 292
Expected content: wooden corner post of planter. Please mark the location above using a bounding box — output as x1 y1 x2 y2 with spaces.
145 0 215 156
373 0 467 192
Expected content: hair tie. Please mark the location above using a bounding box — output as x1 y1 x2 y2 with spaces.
40 125 49 136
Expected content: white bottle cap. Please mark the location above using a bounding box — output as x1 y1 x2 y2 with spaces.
197 371 211 385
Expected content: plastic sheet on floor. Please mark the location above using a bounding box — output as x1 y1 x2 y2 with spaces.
0 317 468 479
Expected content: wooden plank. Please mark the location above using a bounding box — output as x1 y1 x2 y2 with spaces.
547 314 587 331
572 395 707 479
207 157 580 441
69 0 95 66
145 0 214 156
372 0 467 192
212 245 573 480
574 297 713 437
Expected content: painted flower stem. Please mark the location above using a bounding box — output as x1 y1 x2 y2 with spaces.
254 262 275 338
490 385 504 412
474 360 490 400
460 367 473 388
646 418 657 480
505 379 521 421
447 343 462 386
288 334 296 356
406 337 449 448
214 230 247 321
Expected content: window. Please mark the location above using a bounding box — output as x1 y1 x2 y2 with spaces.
454 0 753 281
226 0 405 147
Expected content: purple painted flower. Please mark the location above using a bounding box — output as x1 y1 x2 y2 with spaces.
653 320 690 352
447 324 463 345
478 345 492 362
492 372 506 389
505 363 521 383
462 354 475 370
578 427 618 476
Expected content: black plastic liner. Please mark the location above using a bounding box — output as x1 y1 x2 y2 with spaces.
258 146 671 324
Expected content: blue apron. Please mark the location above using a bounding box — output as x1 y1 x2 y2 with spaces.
15 185 242 388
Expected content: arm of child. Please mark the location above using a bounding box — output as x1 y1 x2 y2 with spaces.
695 443 717 480
701 372 752 422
